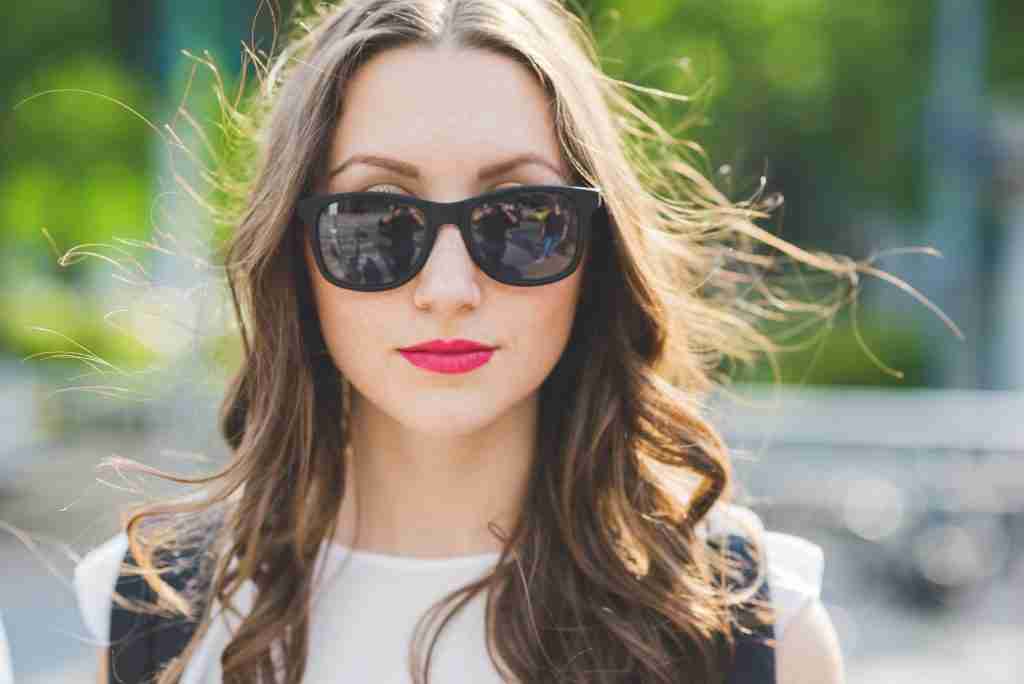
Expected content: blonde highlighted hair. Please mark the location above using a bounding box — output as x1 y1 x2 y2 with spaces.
114 1 903 682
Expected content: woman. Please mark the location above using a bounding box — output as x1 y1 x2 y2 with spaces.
75 0 846 682
539 202 565 259
378 205 421 277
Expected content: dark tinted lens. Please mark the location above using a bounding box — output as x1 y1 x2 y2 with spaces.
469 191 578 281
316 196 429 286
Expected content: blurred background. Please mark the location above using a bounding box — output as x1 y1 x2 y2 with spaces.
1 0 1022 682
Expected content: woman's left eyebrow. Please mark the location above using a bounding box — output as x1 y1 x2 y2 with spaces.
477 153 567 182
329 152 567 182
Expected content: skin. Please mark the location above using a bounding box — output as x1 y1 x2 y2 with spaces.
305 44 582 559
777 599 846 683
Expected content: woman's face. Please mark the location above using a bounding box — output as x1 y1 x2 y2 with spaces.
304 44 585 436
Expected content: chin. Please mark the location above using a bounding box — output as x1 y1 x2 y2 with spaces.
391 397 508 436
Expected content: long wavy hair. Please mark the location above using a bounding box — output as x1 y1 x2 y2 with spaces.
115 1 881 682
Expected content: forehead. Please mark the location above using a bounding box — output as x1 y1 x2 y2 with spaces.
328 44 568 178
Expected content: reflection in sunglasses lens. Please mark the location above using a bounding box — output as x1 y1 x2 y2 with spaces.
469 192 578 282
318 198 429 286
317 191 578 286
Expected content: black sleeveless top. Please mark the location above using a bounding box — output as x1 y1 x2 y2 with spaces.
107 533 775 683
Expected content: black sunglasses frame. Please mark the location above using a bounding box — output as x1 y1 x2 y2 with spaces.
296 184 607 292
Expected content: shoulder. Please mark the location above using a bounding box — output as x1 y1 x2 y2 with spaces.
775 597 845 684
697 502 823 641
697 502 844 683
73 523 252 641
74 531 130 645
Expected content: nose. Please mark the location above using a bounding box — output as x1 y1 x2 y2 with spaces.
412 223 482 312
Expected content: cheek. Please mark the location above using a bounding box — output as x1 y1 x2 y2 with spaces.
514 271 583 370
307 252 385 368
304 242 371 367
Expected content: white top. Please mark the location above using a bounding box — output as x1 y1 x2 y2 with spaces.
0 612 13 684
75 503 823 683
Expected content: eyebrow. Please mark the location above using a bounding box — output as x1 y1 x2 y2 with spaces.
328 152 568 183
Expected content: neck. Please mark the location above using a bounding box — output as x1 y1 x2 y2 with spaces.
334 391 537 558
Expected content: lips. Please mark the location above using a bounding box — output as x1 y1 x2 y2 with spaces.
398 339 496 374
399 349 494 374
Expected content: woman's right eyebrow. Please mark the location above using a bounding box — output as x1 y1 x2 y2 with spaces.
330 154 419 179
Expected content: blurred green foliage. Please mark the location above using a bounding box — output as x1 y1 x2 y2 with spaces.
0 261 155 368
3 58 152 248
583 0 936 235
729 311 939 388
2 0 159 381
580 0 1019 386
2 0 1022 386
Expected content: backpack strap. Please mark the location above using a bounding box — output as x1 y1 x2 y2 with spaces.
713 532 777 684
108 544 208 684
108 534 776 683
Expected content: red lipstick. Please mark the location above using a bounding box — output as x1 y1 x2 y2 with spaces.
398 338 496 374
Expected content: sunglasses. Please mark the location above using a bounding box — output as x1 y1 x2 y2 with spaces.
296 184 606 291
